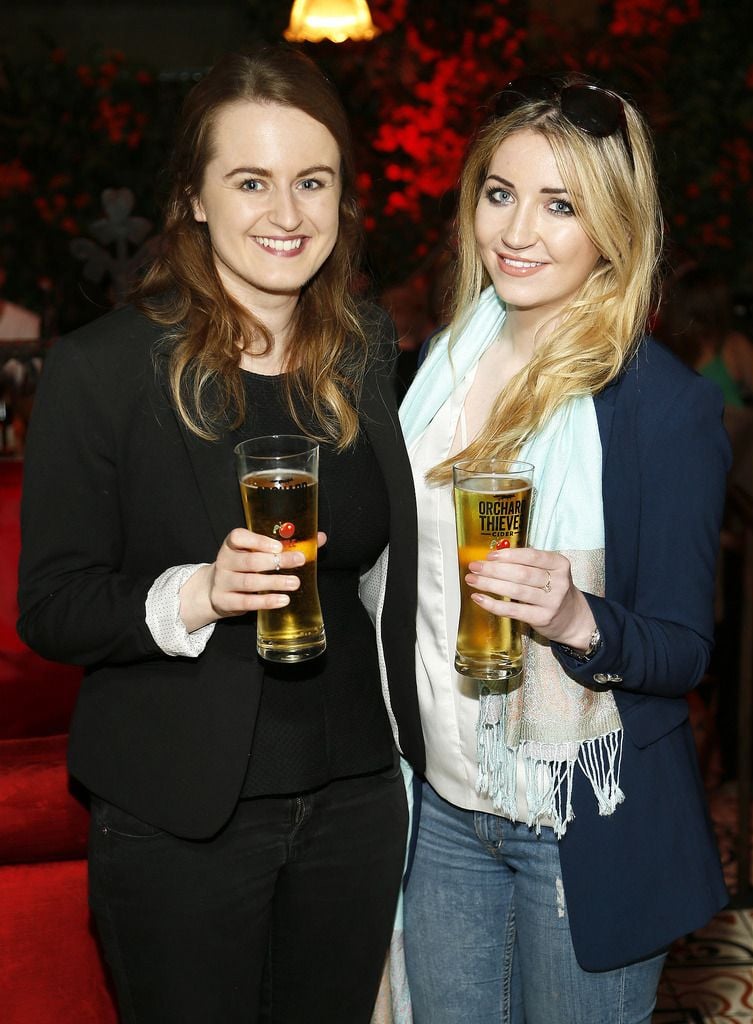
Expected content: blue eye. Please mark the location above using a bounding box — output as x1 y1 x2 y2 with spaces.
240 179 262 192
550 199 574 216
299 178 322 190
485 186 513 205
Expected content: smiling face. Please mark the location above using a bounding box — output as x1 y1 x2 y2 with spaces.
474 129 601 326
192 100 342 313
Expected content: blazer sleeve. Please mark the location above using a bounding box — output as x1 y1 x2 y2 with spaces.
17 338 162 667
554 371 731 697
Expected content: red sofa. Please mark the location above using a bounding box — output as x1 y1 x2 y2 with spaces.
0 459 118 1023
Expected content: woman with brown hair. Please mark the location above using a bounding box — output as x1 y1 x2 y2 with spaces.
18 46 421 1024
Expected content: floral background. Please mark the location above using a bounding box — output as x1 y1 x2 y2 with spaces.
1 0 752 334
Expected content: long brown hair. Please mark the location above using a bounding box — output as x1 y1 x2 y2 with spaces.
135 46 366 447
428 79 662 483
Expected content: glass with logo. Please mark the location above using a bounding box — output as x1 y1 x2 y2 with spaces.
234 434 325 663
453 459 534 680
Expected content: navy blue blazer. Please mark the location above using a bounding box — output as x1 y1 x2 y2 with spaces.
410 333 729 969
550 338 730 970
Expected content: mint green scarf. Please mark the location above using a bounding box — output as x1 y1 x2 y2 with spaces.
402 286 624 836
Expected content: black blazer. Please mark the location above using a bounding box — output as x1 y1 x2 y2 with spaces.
18 304 423 838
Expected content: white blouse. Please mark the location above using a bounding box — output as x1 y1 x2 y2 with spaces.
409 359 610 826
410 361 515 814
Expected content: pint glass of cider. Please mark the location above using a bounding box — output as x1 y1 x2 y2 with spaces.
234 435 325 663
452 460 534 680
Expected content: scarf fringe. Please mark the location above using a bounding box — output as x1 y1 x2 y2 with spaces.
578 728 625 816
476 689 624 838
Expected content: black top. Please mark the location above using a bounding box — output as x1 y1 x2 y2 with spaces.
235 372 394 796
17 303 422 839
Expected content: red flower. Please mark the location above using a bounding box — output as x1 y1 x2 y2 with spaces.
34 197 54 223
0 160 32 197
385 191 412 215
371 0 408 33
609 0 700 38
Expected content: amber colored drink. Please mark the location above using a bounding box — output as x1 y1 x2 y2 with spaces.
453 464 533 680
239 464 325 663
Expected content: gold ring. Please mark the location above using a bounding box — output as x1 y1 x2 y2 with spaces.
272 553 281 572
543 570 552 594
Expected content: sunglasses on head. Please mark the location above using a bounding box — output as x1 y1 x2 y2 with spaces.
490 75 635 172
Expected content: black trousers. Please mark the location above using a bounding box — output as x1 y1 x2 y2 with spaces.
88 764 408 1024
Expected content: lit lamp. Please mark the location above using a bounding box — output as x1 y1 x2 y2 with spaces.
284 0 380 43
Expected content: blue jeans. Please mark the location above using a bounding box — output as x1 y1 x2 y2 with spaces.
404 781 666 1024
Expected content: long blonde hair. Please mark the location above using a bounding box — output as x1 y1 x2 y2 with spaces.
428 81 662 483
135 47 366 448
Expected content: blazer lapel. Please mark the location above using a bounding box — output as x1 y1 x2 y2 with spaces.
358 357 423 760
593 375 619 475
359 362 416 541
159 372 244 549
594 364 640 608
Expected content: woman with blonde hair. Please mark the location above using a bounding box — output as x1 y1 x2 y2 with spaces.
400 76 729 1023
18 46 420 1024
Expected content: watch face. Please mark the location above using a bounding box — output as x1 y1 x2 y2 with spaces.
560 627 600 662
585 627 601 657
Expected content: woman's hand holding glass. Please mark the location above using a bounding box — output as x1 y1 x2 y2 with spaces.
466 547 597 654
179 528 326 633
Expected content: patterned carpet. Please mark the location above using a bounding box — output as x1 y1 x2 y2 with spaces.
655 908 753 1022
653 782 753 1023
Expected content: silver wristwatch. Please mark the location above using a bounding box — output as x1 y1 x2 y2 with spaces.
560 625 602 662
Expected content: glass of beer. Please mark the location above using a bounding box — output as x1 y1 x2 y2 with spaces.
453 460 534 680
234 435 325 663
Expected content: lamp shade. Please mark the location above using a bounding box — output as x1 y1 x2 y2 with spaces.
284 0 380 43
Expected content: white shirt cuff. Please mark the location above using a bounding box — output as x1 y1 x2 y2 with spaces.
145 563 216 657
